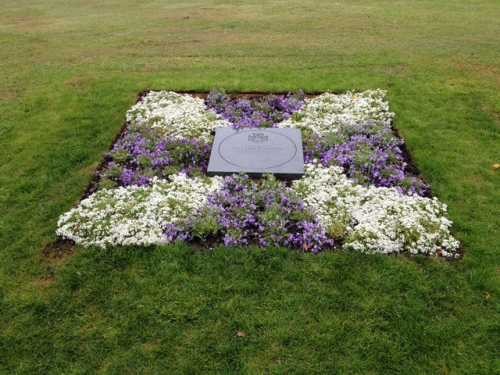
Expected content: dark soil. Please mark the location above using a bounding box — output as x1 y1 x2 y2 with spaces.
390 123 432 198
42 238 75 259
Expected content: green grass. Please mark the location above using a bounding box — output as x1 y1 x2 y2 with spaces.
1 0 499 373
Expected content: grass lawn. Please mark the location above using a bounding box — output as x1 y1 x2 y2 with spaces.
1 0 499 373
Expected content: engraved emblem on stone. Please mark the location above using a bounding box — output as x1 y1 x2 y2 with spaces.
248 133 268 143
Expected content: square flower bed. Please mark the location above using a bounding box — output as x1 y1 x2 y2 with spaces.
57 90 460 257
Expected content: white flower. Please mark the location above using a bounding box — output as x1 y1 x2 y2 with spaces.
292 164 460 257
126 91 230 142
56 174 222 249
279 89 394 136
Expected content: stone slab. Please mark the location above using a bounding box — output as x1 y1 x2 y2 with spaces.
207 127 304 180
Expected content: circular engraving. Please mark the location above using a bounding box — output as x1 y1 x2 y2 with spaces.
218 130 297 169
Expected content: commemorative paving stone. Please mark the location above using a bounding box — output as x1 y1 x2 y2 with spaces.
207 127 304 180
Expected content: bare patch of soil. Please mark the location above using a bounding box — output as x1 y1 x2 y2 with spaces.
42 238 75 259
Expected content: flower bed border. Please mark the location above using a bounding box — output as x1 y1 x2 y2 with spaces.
48 90 462 261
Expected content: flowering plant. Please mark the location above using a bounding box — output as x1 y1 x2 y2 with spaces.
292 163 459 257
56 90 460 257
279 90 394 136
57 174 222 249
205 90 304 129
126 91 229 142
166 173 332 252
302 123 429 195
97 124 212 190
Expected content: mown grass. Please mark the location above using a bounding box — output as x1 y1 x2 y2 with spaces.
0 0 499 373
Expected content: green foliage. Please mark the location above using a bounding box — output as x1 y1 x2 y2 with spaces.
0 0 499 373
190 210 220 239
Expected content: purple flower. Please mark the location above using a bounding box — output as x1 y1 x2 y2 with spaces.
303 122 429 196
97 125 212 188
205 90 304 129
165 174 332 252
